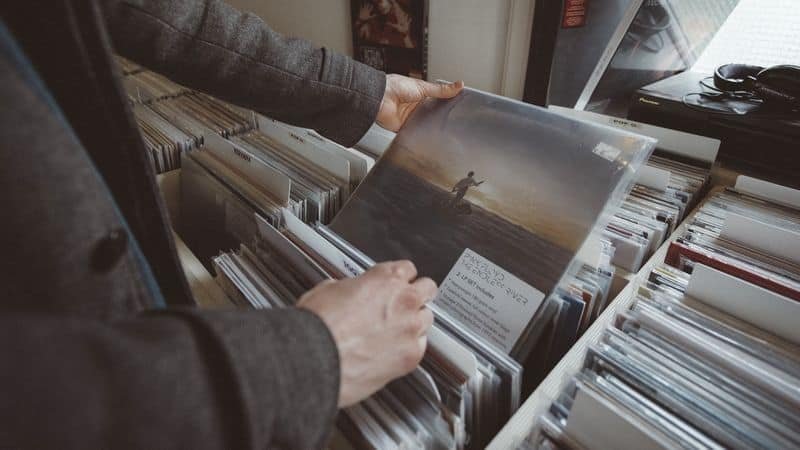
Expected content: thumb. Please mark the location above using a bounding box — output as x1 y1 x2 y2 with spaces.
419 80 464 99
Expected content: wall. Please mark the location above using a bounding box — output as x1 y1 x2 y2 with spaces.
226 0 534 99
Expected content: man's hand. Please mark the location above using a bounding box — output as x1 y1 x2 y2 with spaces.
297 261 437 407
376 75 464 132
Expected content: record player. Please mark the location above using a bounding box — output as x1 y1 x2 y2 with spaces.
628 70 800 185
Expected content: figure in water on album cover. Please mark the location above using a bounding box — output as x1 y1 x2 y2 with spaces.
448 171 484 209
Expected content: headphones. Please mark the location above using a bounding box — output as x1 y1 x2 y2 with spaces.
713 64 800 108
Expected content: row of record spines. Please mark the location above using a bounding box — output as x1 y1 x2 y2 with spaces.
122 75 194 106
116 56 197 105
118 63 258 173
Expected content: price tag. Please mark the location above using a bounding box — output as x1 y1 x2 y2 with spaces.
433 248 545 353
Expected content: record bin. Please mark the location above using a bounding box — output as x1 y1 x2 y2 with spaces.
488 168 800 449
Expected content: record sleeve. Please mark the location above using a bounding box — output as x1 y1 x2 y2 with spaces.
330 88 655 358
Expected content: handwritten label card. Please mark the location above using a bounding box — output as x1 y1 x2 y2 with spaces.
433 248 546 353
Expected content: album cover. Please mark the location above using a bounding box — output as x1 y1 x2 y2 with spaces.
351 0 428 79
331 88 654 354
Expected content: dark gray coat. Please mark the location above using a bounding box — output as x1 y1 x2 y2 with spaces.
0 0 385 448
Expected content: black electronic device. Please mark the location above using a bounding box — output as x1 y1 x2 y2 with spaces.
629 70 800 186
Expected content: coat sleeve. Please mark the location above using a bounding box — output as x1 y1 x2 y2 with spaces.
101 0 386 147
0 307 340 450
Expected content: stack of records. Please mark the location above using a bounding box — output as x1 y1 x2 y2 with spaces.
128 91 255 174
524 179 800 450
202 88 653 449
122 69 191 103
214 211 524 449
666 185 800 300
537 251 621 388
254 116 376 191
147 93 255 138
114 56 257 173
230 129 349 224
115 57 378 180
547 106 717 273
604 154 711 272
528 263 800 450
179 128 311 255
179 116 374 267
132 103 202 173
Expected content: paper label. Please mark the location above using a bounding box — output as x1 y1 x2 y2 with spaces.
735 175 800 209
566 387 667 450
721 212 800 264
593 142 621 162
636 165 671 192
203 132 291 204
433 248 545 353
281 209 363 278
687 263 800 345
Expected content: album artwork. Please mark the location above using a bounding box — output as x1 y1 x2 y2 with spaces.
351 0 428 79
331 88 654 323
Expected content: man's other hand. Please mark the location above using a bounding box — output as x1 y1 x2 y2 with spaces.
376 75 464 132
297 261 437 407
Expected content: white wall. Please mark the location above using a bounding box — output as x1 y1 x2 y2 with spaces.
428 0 534 98
229 0 353 54
226 0 534 99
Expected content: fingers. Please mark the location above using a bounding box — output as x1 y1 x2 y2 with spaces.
403 304 434 337
417 306 434 336
401 335 428 373
418 335 428 354
314 279 337 289
411 277 438 307
395 276 437 313
419 79 464 99
415 335 428 366
368 260 418 282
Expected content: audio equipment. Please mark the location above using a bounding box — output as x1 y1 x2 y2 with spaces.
713 64 800 107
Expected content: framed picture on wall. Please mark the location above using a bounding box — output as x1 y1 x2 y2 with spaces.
351 0 428 79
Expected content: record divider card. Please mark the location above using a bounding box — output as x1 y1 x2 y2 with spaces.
686 263 800 346
735 175 800 209
720 212 800 265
